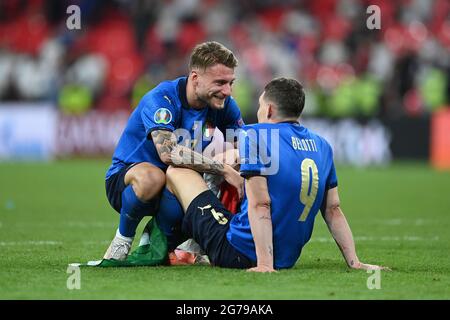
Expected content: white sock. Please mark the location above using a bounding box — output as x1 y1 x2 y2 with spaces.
116 229 134 243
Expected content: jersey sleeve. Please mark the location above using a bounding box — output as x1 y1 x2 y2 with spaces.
320 148 339 214
220 96 245 130
140 91 178 137
238 126 273 177
325 145 338 190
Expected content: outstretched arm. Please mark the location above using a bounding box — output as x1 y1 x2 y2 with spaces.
246 176 276 273
322 187 390 271
151 129 243 197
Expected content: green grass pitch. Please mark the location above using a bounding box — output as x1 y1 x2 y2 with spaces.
0 160 449 299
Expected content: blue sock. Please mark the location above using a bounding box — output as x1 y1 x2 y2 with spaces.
119 185 158 238
155 188 186 251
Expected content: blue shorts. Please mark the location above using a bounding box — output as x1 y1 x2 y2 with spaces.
182 190 256 269
105 162 161 214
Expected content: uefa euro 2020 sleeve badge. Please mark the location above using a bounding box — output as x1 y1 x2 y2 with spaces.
154 108 173 125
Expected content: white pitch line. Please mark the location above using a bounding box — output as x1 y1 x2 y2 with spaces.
310 235 440 243
64 222 116 228
378 218 432 226
383 219 403 225
81 240 111 245
0 241 62 246
0 240 111 247
0 236 441 247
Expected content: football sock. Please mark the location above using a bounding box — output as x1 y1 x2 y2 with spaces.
115 228 133 243
119 184 158 238
155 187 186 251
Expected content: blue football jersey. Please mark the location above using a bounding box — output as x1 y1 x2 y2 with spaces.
106 77 243 179
227 122 338 269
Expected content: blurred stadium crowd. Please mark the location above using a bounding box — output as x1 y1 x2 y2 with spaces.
0 0 449 123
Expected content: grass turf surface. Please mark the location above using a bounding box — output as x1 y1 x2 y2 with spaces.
0 160 449 299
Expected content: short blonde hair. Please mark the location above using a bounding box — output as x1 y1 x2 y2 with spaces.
189 41 238 71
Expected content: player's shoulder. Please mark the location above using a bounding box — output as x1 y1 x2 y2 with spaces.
242 122 304 133
301 125 333 152
218 95 240 114
241 123 272 131
225 95 238 106
139 77 185 108
239 123 264 136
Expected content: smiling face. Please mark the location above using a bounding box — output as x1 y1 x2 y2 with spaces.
191 64 235 110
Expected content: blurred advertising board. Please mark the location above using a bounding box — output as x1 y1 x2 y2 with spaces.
0 104 57 160
383 116 430 160
55 114 393 166
5 103 434 167
302 118 392 166
55 110 129 156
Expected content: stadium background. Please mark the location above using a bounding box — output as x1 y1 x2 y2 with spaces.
0 0 449 300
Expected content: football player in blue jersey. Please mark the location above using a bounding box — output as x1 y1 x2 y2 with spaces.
103 41 245 260
164 77 389 271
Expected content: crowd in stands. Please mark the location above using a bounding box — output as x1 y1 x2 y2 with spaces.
0 0 449 122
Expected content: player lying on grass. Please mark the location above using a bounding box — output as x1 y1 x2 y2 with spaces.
162 77 390 272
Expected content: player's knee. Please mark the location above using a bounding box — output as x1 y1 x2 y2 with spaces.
133 168 165 201
165 166 176 184
214 148 237 165
165 166 180 190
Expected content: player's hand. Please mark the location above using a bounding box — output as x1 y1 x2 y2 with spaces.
353 262 391 271
247 265 277 273
223 164 244 200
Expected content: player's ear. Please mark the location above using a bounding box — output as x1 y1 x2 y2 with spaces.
267 104 274 120
190 70 199 82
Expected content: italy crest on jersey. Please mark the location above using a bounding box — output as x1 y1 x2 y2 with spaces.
203 121 215 139
154 108 172 124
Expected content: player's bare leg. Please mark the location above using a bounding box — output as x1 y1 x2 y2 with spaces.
161 131 240 265
165 167 209 213
169 134 240 264
163 166 210 265
166 130 237 264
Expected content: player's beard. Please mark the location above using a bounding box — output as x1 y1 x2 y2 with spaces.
197 90 226 110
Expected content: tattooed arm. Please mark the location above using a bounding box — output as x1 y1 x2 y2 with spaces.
245 175 276 273
150 130 177 165
151 129 227 173
151 129 243 196
322 187 390 271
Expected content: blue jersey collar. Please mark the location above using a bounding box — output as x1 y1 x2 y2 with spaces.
177 76 190 110
278 120 300 125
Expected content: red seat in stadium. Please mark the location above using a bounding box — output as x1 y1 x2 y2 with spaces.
106 52 144 98
86 18 137 61
143 25 165 63
257 7 286 32
176 21 206 55
80 12 144 112
1 12 49 55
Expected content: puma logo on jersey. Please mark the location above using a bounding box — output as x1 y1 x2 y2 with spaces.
164 95 172 105
198 205 212 215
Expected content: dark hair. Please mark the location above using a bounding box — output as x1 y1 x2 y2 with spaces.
263 77 305 118
189 41 238 71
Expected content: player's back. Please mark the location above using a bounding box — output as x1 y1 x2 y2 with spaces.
229 122 337 269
